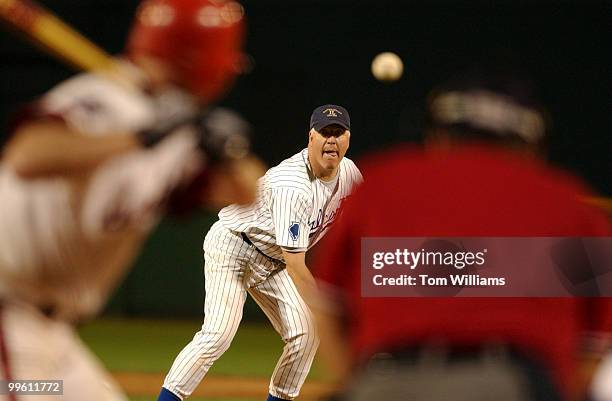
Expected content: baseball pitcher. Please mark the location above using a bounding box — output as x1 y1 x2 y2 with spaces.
158 105 363 401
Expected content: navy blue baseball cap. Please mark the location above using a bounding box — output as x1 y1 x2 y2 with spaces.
309 104 350 131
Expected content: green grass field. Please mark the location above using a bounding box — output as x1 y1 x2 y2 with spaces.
79 318 327 401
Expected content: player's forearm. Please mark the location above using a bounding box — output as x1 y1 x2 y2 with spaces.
4 121 139 178
285 260 318 303
315 308 352 387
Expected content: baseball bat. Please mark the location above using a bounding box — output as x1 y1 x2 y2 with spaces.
0 0 115 72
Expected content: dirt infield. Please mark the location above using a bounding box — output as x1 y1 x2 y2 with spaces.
113 372 335 400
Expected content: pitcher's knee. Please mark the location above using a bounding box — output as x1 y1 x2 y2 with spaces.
286 326 319 353
192 329 236 361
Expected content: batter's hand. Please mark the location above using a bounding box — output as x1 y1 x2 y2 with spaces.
163 107 261 212
196 107 251 164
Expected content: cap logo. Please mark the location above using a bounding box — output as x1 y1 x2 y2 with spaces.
322 108 342 118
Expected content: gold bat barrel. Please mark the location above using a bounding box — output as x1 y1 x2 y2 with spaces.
0 0 115 72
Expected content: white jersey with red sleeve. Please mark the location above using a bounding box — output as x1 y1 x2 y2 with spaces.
0 71 202 321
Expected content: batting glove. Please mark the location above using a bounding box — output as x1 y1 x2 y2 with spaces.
195 107 251 164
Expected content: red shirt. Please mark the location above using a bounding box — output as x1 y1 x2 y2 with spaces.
314 143 611 398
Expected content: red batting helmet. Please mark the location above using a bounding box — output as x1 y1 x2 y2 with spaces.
126 0 245 102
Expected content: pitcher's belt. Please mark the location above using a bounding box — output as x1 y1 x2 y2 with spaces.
240 232 284 265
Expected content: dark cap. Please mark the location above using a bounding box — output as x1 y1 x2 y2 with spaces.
309 104 350 131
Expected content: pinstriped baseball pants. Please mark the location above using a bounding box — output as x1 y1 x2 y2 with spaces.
162 221 319 400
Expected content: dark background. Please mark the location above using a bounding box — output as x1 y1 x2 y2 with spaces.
1 0 610 316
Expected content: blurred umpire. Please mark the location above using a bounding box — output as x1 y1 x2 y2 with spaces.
313 66 612 401
0 1 264 400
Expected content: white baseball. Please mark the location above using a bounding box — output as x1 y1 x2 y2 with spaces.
371 52 404 82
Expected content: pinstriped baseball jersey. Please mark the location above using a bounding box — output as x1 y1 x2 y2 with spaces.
219 148 362 260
